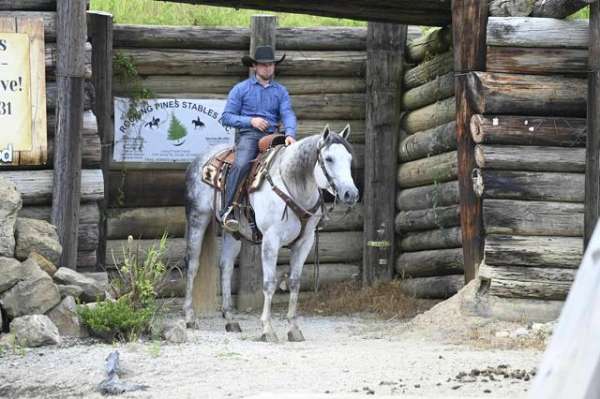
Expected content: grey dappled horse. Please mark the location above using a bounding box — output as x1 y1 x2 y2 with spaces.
183 125 358 342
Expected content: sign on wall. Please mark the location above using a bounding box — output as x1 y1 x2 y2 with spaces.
113 97 234 163
0 17 47 166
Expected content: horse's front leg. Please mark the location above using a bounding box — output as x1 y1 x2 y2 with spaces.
259 229 281 342
286 231 315 342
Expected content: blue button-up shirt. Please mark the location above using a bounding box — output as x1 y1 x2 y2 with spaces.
221 75 297 137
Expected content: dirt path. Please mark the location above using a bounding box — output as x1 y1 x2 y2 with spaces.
0 310 541 399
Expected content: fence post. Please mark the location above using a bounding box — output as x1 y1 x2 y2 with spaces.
363 22 406 285
237 14 276 311
88 11 113 269
52 0 87 269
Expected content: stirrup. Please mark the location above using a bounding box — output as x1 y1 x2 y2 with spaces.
222 206 240 233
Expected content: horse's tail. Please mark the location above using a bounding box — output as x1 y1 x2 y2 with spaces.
189 217 219 316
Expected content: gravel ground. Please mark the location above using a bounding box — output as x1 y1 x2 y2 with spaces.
0 308 542 399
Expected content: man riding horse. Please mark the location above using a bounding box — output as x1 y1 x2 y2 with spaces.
220 45 297 232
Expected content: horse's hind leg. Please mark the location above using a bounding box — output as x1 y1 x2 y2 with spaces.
220 233 242 332
183 208 210 328
259 230 281 343
286 232 315 342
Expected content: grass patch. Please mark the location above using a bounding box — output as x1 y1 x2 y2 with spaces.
299 280 437 320
90 0 365 27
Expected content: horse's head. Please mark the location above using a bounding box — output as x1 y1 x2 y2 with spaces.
314 124 359 206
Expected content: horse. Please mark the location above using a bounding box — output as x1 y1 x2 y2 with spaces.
183 125 358 342
192 117 205 129
144 117 160 129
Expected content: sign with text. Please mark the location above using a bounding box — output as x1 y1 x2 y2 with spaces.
0 33 32 151
113 97 234 163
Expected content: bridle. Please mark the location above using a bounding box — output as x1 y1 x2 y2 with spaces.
317 141 339 197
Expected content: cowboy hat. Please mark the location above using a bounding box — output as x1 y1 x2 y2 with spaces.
241 45 286 67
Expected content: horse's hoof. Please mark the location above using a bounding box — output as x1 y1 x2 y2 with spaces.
259 332 279 343
287 327 305 342
225 322 242 333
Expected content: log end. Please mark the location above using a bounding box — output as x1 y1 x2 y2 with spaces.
470 114 485 144
474 144 485 168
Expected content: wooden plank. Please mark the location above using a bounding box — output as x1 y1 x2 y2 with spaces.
467 72 587 117
401 96 455 134
399 226 462 251
484 234 583 268
397 150 458 188
163 0 452 26
475 169 585 202
0 11 55 41
453 0 488 283
395 205 460 233
531 0 591 18
402 71 454 111
363 22 406 285
45 42 91 80
396 180 459 211
480 263 576 284
487 46 587 76
52 0 86 268
487 277 572 300
403 50 453 90
483 199 584 237
470 114 586 147
399 121 456 162
398 274 464 299
475 144 586 172
396 248 464 278
487 17 588 48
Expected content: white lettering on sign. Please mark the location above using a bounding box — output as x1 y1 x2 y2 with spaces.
0 144 13 163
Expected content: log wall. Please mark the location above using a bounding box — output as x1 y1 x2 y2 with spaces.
0 3 103 270
395 28 464 299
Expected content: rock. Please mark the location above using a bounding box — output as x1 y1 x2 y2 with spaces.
28 251 58 277
20 257 51 281
0 277 61 318
15 218 62 265
0 257 22 293
0 177 22 258
58 284 84 299
54 268 106 302
46 296 88 338
163 320 187 343
10 315 60 347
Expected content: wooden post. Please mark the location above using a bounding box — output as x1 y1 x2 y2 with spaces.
236 15 276 311
452 0 488 282
363 22 406 285
52 0 87 269
88 11 113 269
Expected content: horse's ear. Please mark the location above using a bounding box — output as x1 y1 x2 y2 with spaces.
340 124 351 140
321 124 331 141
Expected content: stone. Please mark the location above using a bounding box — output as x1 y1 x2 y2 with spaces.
53 268 106 302
46 296 88 338
10 315 60 347
57 284 84 299
163 320 187 343
0 177 22 258
15 218 62 265
0 257 22 293
28 251 58 277
20 257 50 281
0 277 61 318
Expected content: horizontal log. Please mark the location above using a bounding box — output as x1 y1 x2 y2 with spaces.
108 170 185 207
487 46 587 76
48 134 101 168
116 49 366 77
48 110 98 137
475 145 586 172
297 120 365 144
485 277 572 301
399 226 462 251
479 263 576 284
406 26 452 63
46 42 91 79
487 17 588 48
19 203 100 224
399 121 456 162
475 169 584 202
488 0 534 16
467 72 587 117
106 231 363 268
106 204 363 239
396 180 459 211
0 11 56 41
397 151 457 188
402 71 454 111
77 223 100 252
1 170 103 205
484 234 583 268
484 199 583 237
293 94 365 119
401 96 455 135
395 248 464 278
404 51 453 90
531 0 590 19
470 114 586 147
47 81 93 111
398 274 464 299
395 205 460 233
77 250 97 270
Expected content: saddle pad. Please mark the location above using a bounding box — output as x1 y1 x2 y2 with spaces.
201 148 234 190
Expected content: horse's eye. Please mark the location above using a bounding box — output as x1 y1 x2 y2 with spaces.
325 156 333 163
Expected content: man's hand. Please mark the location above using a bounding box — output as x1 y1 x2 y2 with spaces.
285 136 296 146
251 117 269 132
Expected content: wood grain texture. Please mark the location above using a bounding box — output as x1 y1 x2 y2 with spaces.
531 0 590 18
402 71 454 111
397 151 458 188
399 226 462 251
395 205 460 233
475 145 586 172
401 96 456 134
398 274 464 299
487 46 587 76
487 17 588 48
396 180 460 211
395 248 464 278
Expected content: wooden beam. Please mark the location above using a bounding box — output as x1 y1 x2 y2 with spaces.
487 17 588 48
52 0 86 269
452 0 488 283
160 0 452 26
363 22 406 285
89 11 113 270
531 0 591 18
586 0 600 248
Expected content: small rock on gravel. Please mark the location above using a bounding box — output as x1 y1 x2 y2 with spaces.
10 314 60 347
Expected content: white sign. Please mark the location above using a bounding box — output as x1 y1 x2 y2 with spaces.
113 97 234 163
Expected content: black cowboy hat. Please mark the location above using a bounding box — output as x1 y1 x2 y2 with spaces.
241 45 286 67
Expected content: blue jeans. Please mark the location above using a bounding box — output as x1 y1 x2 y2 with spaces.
222 128 265 214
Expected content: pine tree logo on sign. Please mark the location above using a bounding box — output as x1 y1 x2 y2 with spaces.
168 113 188 146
